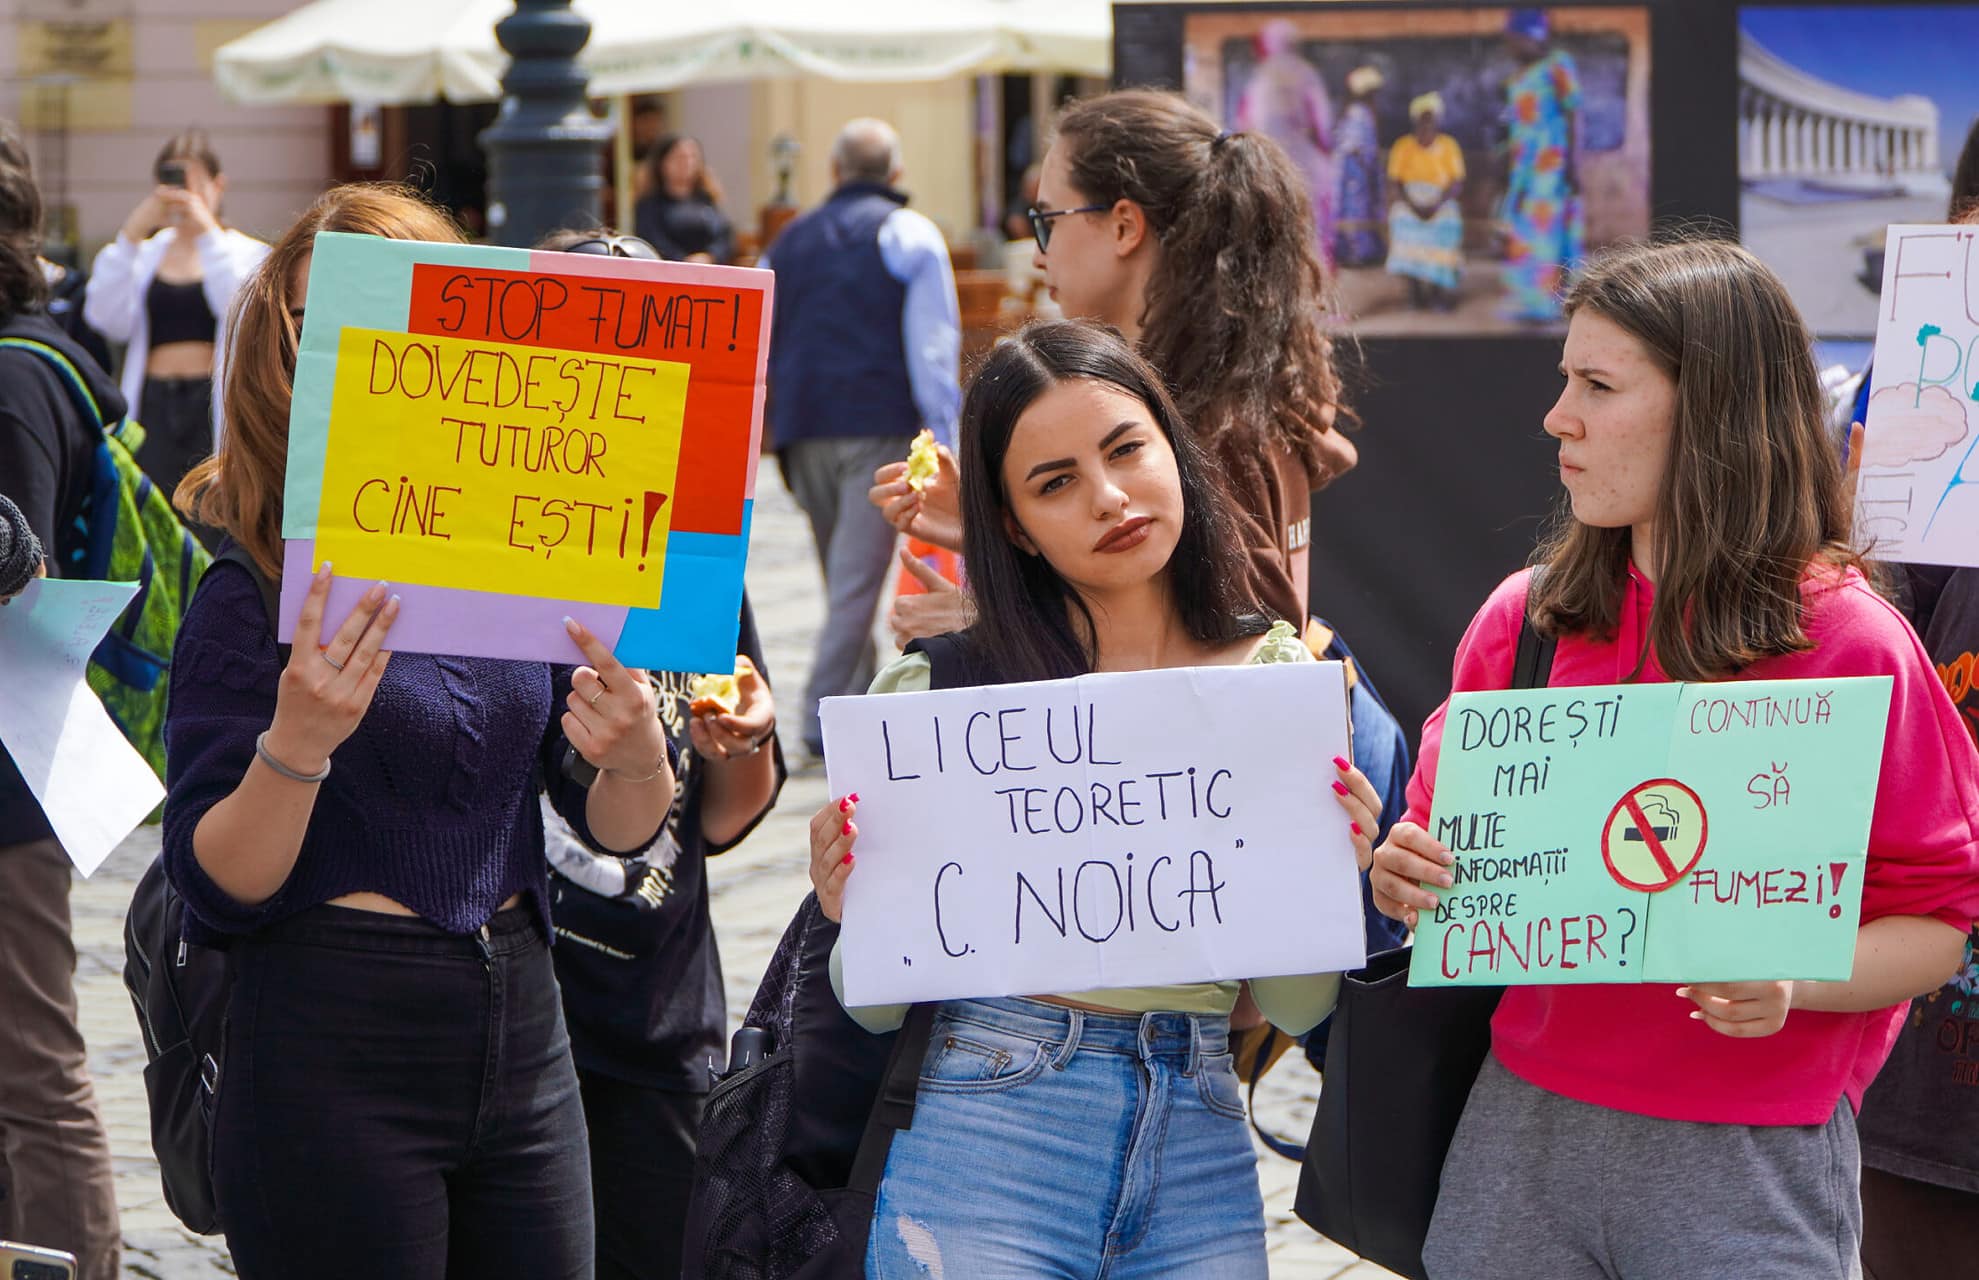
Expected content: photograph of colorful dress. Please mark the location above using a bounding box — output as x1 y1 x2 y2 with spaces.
1500 45 1586 322
1335 96 1386 268
1386 130 1467 293
1237 20 1340 271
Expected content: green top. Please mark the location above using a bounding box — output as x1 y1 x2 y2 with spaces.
831 620 1344 1034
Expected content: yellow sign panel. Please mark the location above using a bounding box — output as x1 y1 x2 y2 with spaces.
313 327 690 608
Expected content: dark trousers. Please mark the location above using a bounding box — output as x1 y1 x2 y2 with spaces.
135 375 213 501
578 1070 705 1280
213 904 594 1280
1862 1165 1979 1280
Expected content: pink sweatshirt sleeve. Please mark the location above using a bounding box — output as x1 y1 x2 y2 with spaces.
1801 580 1979 933
1403 569 1533 830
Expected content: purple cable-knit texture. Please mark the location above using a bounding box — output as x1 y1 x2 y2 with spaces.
161 560 657 943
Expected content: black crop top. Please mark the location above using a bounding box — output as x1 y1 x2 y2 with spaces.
147 277 216 347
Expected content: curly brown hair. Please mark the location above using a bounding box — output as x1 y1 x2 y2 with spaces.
1052 90 1351 487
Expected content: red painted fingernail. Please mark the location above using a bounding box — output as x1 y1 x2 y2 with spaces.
1351 822 1363 836
1331 780 1349 796
842 821 852 836
839 797 849 813
1333 756 1350 771
845 853 856 868
849 792 860 803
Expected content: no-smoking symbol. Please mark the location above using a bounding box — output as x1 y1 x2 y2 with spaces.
1601 779 1709 893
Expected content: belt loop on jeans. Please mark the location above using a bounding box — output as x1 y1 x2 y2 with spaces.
1051 1008 1084 1070
1185 1014 1203 1077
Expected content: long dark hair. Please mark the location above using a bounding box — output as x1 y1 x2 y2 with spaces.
642 134 723 206
1052 91 1352 484
0 121 46 323
956 321 1270 684
1529 238 1857 680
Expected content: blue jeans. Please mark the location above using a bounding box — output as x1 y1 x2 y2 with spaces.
868 997 1268 1280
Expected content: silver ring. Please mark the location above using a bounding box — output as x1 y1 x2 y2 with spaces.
324 655 345 672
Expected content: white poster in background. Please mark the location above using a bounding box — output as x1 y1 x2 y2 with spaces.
821 661 1367 1008
1858 224 1979 567
0 578 162 875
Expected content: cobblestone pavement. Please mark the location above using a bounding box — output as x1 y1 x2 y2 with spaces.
66 477 1399 1278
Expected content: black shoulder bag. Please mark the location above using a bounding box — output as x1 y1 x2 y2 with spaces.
1291 606 1555 1280
681 633 984 1279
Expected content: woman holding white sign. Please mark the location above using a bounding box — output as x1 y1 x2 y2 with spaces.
163 186 676 1280
1368 238 1979 1279
809 321 1380 1277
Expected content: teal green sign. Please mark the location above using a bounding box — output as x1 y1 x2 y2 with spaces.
1410 676 1893 986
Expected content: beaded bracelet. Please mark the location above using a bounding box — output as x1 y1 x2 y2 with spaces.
255 731 331 784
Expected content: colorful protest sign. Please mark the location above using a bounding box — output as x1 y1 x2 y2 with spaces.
1409 676 1893 987
278 233 774 673
0 579 162 875
1857 224 1979 567
821 662 1367 1008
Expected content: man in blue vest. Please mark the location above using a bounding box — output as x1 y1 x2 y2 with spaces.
767 118 961 756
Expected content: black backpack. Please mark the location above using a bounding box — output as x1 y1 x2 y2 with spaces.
681 633 987 1280
120 544 281 1236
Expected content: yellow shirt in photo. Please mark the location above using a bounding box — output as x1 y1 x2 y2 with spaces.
1388 133 1466 187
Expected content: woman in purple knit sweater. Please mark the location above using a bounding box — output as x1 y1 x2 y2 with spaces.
163 186 675 1280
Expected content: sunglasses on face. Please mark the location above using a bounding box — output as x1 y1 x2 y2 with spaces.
1027 203 1108 253
562 234 662 260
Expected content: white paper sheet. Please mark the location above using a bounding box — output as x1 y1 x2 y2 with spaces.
823 661 1366 1006
0 578 163 875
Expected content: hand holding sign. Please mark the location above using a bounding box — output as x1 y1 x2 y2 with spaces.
560 617 667 780
1678 980 1794 1038
810 793 860 921
1370 821 1456 931
264 562 399 777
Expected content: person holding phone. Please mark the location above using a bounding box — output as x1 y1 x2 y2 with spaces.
84 130 266 527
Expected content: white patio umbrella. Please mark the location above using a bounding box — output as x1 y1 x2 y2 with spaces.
213 0 1111 105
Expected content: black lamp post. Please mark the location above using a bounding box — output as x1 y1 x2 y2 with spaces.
479 0 613 248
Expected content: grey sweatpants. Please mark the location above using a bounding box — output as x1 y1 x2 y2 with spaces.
1424 1055 1862 1280
778 435 914 751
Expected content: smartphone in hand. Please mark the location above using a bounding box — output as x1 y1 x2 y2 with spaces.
0 1241 78 1280
156 160 187 188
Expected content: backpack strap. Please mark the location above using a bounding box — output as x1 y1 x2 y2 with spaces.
216 543 291 662
1511 604 1556 691
846 1002 939 1194
0 335 108 428
905 631 992 691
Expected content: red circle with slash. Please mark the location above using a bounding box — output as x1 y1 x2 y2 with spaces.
1601 778 1709 893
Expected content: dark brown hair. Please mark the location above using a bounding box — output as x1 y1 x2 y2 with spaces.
176 184 463 578
0 121 46 322
1528 238 1858 680
156 128 222 180
956 320 1269 683
642 134 723 206
1051 90 1351 486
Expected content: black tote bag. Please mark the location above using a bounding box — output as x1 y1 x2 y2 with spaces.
1292 608 1555 1279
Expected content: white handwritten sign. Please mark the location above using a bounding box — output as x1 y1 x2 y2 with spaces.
820 661 1367 1007
1858 223 1979 566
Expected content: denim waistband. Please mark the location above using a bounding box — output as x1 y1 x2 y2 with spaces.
252 901 541 958
939 995 1231 1070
